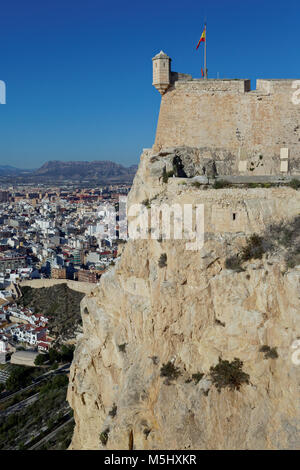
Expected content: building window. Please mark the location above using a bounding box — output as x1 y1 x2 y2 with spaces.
232 213 236 221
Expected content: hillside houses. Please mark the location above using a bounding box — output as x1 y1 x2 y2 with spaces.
13 325 47 347
0 302 52 353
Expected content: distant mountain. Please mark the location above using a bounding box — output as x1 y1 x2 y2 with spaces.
0 160 138 184
34 160 137 180
0 165 33 175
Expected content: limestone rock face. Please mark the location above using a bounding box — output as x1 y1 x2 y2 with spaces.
149 147 229 178
68 149 300 450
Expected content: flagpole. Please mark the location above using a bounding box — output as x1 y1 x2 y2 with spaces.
204 23 207 79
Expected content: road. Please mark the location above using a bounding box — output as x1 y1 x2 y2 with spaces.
29 416 74 450
0 392 39 417
0 362 70 404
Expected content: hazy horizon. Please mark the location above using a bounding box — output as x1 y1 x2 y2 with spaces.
0 158 139 170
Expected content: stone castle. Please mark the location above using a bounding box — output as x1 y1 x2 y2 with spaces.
152 51 300 177
67 52 300 451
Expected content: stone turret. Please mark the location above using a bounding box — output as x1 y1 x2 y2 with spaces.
152 50 171 95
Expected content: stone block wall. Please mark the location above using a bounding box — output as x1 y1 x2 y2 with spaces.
153 78 300 175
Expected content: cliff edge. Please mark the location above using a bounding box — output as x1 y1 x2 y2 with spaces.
67 148 300 450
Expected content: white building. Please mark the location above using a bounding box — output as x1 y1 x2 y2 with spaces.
14 325 46 346
0 339 7 352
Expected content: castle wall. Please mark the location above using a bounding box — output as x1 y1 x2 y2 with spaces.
154 79 300 175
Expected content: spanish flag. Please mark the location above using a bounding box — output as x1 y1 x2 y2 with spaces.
196 27 206 50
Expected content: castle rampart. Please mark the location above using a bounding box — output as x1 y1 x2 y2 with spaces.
152 53 300 176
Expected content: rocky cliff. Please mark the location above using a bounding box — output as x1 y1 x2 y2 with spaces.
68 148 300 450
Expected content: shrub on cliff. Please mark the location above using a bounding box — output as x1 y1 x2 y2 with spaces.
225 255 244 272
162 166 168 184
288 179 300 190
241 234 265 261
158 253 167 268
267 216 300 268
142 199 151 208
160 362 181 381
226 216 300 270
213 179 230 189
286 252 300 269
259 345 278 359
210 357 250 392
108 404 117 418
99 428 109 446
191 372 204 384
118 343 127 353
226 233 267 270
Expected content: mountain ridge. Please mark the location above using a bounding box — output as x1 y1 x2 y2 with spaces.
0 160 138 183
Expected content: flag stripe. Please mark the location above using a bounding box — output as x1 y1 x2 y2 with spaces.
196 28 206 50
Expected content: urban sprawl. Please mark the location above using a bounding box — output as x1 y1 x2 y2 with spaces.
0 183 131 364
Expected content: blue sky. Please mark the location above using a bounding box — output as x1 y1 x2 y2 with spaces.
0 0 299 169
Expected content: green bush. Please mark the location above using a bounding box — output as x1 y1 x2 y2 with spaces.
288 179 300 190
108 404 117 418
241 234 265 261
100 428 109 446
40 375 68 395
213 180 230 189
209 357 250 392
60 344 75 362
5 366 34 392
118 343 127 353
259 345 278 359
158 253 167 268
226 216 300 271
160 362 181 381
48 347 61 364
286 253 300 269
34 353 48 366
162 166 168 184
225 255 244 272
142 199 151 208
191 372 204 384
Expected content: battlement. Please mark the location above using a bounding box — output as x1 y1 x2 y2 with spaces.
152 52 300 177
152 53 298 97
255 79 298 94
171 77 298 95
173 78 251 93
